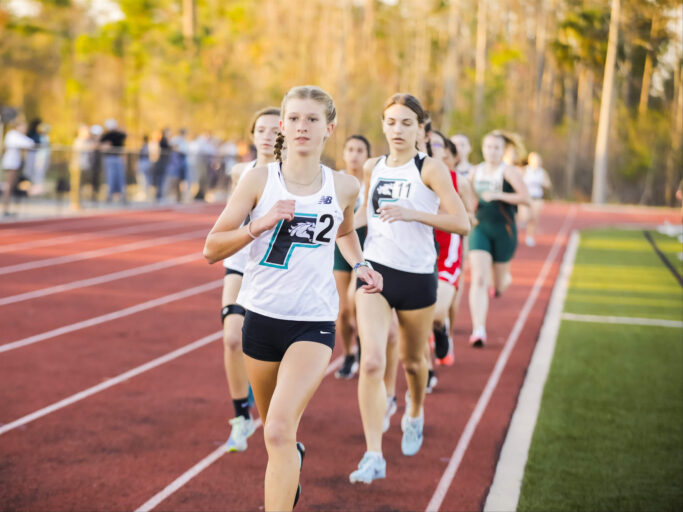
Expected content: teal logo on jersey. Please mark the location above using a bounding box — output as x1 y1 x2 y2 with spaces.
371 178 411 216
259 212 336 269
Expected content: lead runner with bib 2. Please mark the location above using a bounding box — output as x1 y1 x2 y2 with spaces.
204 85 382 512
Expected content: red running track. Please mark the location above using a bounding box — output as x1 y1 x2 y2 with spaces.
0 202 678 511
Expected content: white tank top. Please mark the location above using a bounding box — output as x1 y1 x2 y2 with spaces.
363 153 440 274
237 162 344 321
524 166 546 199
223 160 257 272
472 163 506 198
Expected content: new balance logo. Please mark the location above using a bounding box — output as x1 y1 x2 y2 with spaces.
318 195 333 205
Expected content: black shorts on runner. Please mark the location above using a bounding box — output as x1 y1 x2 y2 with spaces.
356 259 437 310
224 267 244 277
242 310 335 362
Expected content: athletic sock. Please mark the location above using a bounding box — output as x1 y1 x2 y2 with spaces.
232 397 251 420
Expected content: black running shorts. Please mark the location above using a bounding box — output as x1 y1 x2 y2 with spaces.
356 259 437 310
242 310 335 362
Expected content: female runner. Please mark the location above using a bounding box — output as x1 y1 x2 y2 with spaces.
220 107 280 452
349 93 469 484
467 131 531 347
205 86 382 510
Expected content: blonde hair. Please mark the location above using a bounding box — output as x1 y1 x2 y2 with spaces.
274 85 337 162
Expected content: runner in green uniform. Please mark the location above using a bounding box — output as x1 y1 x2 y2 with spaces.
468 131 531 347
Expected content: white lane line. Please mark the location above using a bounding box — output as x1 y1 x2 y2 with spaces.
0 215 134 237
0 331 223 436
0 219 190 254
135 356 344 512
425 206 577 512
0 253 200 306
0 280 222 354
0 229 207 276
483 231 580 512
561 312 683 329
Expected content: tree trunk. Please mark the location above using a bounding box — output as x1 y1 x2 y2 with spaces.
440 0 461 134
564 75 578 198
592 0 620 204
474 0 487 129
182 0 196 40
638 14 658 117
665 64 682 206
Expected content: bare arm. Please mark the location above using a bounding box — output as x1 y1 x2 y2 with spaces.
481 166 531 207
203 167 293 264
353 156 380 228
378 157 470 235
334 172 382 293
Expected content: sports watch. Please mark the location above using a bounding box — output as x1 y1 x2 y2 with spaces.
353 261 374 274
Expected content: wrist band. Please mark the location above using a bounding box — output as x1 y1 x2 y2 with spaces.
247 222 258 240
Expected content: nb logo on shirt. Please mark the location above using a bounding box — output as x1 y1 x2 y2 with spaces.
318 195 333 205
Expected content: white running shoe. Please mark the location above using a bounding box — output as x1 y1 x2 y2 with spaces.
401 413 424 456
382 396 398 433
525 235 536 247
349 452 386 484
225 416 256 452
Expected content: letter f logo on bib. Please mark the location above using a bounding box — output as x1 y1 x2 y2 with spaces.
260 213 335 269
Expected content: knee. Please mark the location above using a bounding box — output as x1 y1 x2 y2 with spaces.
337 305 351 325
360 352 386 379
401 355 424 376
263 417 295 451
433 318 445 331
223 329 242 353
471 269 488 289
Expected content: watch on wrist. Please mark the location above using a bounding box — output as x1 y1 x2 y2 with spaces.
353 261 373 274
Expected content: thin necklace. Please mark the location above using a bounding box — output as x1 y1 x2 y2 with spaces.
280 162 322 186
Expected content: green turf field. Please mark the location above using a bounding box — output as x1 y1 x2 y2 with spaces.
518 228 683 512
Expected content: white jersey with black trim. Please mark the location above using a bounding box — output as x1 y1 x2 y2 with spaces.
223 160 257 272
363 153 440 274
237 162 344 321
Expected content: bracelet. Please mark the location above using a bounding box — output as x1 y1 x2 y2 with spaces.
353 261 373 274
246 221 258 240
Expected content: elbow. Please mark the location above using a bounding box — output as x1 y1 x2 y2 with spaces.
203 240 218 264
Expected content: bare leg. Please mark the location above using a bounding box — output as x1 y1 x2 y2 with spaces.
383 313 399 397
492 261 512 295
397 306 434 418
2 169 17 215
468 250 493 333
249 342 332 512
334 271 355 356
221 274 249 400
355 290 392 453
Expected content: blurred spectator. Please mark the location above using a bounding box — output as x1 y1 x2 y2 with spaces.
31 122 51 196
150 129 171 201
2 119 34 216
69 124 94 208
136 134 151 200
100 119 127 203
23 118 41 184
451 134 474 177
89 124 103 201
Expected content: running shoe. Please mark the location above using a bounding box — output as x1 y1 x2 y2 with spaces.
349 452 386 484
433 327 450 359
293 441 306 508
382 395 398 433
436 350 455 366
469 328 487 348
225 416 256 452
335 354 359 379
401 412 424 456
525 235 536 247
426 372 438 394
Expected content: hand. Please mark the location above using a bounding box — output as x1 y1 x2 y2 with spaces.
253 199 295 234
378 204 416 223
481 191 498 202
357 267 383 294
